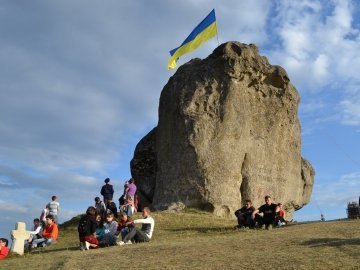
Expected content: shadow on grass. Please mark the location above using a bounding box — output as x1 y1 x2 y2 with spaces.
302 238 360 247
29 246 80 254
167 226 238 234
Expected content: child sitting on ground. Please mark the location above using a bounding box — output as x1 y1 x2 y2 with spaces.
95 214 105 241
100 213 118 247
25 218 43 252
0 238 9 260
275 203 287 227
117 212 134 240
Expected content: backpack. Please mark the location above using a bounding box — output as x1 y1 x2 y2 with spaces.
78 216 88 234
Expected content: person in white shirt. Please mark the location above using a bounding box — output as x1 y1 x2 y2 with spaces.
40 206 50 227
24 218 42 252
117 207 154 245
47 195 60 224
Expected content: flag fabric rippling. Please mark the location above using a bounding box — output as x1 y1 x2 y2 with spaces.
168 9 218 69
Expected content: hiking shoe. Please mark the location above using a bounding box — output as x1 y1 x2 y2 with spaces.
125 240 132 245
80 242 85 251
117 241 125 246
85 241 90 250
266 224 273 230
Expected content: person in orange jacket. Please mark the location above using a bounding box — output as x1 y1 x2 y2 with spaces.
31 214 58 249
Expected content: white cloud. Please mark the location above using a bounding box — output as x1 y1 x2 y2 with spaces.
266 0 360 129
0 200 28 214
340 95 360 125
313 171 360 207
0 0 359 236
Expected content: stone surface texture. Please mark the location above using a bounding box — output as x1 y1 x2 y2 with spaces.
131 42 315 218
11 222 30 255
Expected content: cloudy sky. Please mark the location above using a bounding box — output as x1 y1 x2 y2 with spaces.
1 0 359 237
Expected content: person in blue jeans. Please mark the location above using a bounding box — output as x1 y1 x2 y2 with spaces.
117 212 134 240
117 207 155 245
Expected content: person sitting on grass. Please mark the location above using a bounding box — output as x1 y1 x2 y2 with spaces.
100 213 118 247
0 238 9 260
117 207 154 246
25 218 43 251
78 206 99 251
117 212 134 240
31 214 58 249
234 199 255 229
275 203 287 227
95 214 105 241
252 195 279 230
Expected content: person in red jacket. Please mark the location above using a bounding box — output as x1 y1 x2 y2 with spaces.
275 203 287 226
31 215 58 249
0 238 9 260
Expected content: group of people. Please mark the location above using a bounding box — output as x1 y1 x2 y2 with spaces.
97 178 140 220
0 178 288 260
24 196 60 251
234 195 287 230
78 206 155 250
78 177 155 250
0 196 61 259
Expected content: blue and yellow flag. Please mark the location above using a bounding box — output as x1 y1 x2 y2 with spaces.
168 9 218 69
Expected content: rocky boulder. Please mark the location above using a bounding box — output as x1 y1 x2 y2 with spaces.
131 42 314 218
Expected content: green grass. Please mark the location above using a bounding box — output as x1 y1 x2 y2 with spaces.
1 210 359 270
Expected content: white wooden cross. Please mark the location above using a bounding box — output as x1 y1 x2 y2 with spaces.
11 222 31 255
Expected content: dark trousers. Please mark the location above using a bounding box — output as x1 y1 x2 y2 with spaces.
123 228 149 243
255 215 276 226
235 212 254 227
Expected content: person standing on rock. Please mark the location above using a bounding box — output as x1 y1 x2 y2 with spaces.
100 178 114 205
234 200 255 229
125 178 137 200
252 195 279 229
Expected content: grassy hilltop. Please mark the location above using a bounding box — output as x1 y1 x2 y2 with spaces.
1 209 359 270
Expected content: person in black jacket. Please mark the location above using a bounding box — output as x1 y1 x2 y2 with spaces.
78 206 99 250
106 198 118 218
252 195 280 229
234 200 256 229
100 178 114 205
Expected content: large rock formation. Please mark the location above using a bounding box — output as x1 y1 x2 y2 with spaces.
131 42 315 219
